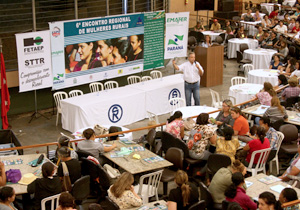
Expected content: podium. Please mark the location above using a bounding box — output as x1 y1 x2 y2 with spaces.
195 45 224 87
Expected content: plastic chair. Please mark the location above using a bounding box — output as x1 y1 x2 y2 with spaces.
269 132 284 175
188 200 206 210
207 154 231 177
243 64 254 78
53 91 68 126
209 89 222 109
150 70 162 79
134 170 163 204
104 81 119 90
41 193 60 210
222 95 236 106
231 76 247 86
89 82 103 93
127 75 141 84
69 90 83 98
141 76 152 82
71 175 90 208
246 148 271 176
168 97 185 114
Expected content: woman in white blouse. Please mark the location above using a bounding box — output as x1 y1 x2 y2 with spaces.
201 35 212 48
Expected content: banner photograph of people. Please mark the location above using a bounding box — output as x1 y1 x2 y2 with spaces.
64 34 144 73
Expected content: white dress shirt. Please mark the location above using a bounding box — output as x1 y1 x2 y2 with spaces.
274 25 287 34
178 61 204 83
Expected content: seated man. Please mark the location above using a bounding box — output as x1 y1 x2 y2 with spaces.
210 19 221 31
57 147 81 184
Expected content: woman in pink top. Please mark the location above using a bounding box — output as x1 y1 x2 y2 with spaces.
166 111 184 139
256 82 276 106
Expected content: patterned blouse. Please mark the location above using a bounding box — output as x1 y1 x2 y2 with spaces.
257 91 272 106
216 136 240 162
108 186 143 209
190 124 215 155
166 119 184 139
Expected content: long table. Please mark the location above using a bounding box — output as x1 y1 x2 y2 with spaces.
242 104 300 126
103 141 172 175
128 200 167 210
61 74 185 132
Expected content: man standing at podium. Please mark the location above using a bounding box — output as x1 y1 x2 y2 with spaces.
172 52 204 106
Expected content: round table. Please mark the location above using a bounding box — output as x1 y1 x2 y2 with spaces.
202 31 224 41
283 0 296 6
243 48 277 69
72 125 133 140
229 83 263 104
261 3 281 15
227 38 258 59
248 69 279 86
173 106 219 120
240 20 262 36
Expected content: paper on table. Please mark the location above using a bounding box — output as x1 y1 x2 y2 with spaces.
252 105 270 115
270 70 278 73
245 181 253 188
270 185 285 193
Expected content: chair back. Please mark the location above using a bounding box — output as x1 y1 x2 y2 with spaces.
219 33 226 42
222 200 230 210
41 193 60 210
147 111 159 124
198 32 205 42
127 75 141 85
53 91 68 112
188 200 205 210
137 170 163 203
223 96 236 106
146 128 157 152
71 175 90 201
165 147 184 170
104 196 120 210
236 51 243 63
240 43 249 53
215 36 223 44
104 81 119 90
279 124 299 144
289 46 296 57
76 149 94 160
226 34 235 42
199 181 214 208
141 76 152 82
150 70 162 79
69 90 83 98
286 97 300 108
243 64 254 78
271 119 284 131
168 97 185 113
247 148 271 176
231 76 247 86
209 89 221 108
161 131 189 158
89 82 103 92
207 154 232 176
188 36 197 47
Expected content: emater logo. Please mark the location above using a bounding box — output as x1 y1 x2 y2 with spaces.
52 27 61 37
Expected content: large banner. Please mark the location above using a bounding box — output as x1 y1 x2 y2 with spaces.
49 12 165 90
15 31 53 92
164 12 189 59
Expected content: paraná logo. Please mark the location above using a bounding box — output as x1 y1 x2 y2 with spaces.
53 73 64 81
168 35 184 45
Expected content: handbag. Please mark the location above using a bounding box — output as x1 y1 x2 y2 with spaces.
61 162 72 192
94 124 109 136
6 169 21 183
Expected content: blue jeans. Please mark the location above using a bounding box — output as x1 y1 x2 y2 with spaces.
185 81 200 106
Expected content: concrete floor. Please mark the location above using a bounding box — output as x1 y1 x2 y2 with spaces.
8 57 239 155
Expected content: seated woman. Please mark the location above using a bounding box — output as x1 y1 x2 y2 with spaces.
269 55 283 70
242 9 254 21
216 126 240 162
215 99 234 127
258 192 281 210
279 188 298 205
236 26 247 38
263 96 288 124
254 26 264 42
167 170 199 210
290 60 300 77
201 35 212 48
56 192 76 210
280 57 296 77
289 18 296 33
0 186 17 210
243 126 270 166
253 9 262 21
281 76 300 101
256 82 276 106
108 126 120 141
277 74 288 88
231 107 249 137
225 172 257 210
108 172 143 209
262 15 272 28
279 145 300 182
166 111 184 139
194 20 205 32
28 162 62 210
56 136 78 165
225 20 235 35
209 160 246 204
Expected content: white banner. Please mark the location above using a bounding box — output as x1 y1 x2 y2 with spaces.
164 12 189 59
15 31 53 92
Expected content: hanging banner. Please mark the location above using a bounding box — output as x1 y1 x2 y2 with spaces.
164 12 189 59
15 30 53 92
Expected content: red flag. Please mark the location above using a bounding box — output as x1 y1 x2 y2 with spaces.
1 52 10 129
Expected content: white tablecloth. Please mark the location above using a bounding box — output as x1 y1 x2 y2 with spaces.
283 0 296 6
227 38 258 59
229 83 263 104
72 125 133 140
248 69 279 86
202 31 224 41
173 106 219 119
261 3 281 15
244 49 277 69
240 21 262 36
241 13 266 19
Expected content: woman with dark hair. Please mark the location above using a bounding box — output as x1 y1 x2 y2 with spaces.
73 42 101 72
112 39 129 64
201 35 211 48
236 26 247 38
231 107 249 136
279 188 298 205
278 74 288 87
28 162 62 210
243 126 270 166
225 172 257 210
166 111 184 139
216 126 240 162
56 192 76 210
96 39 114 66
0 186 17 210
108 172 142 209
280 57 296 76
279 145 300 182
258 192 280 210
127 35 143 61
168 170 199 210
256 82 276 106
269 55 283 70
